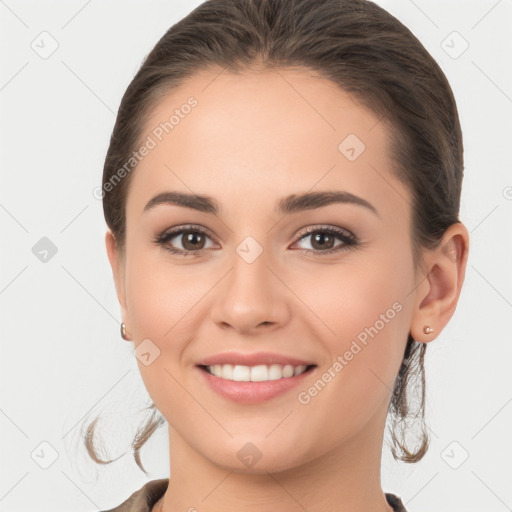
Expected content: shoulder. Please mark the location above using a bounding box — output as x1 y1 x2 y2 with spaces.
99 478 169 512
385 492 408 512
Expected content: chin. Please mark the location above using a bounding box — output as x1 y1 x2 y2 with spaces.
202 437 309 475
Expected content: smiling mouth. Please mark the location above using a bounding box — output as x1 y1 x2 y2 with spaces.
198 363 317 382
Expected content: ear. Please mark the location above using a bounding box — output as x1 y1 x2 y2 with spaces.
105 230 130 336
410 222 470 343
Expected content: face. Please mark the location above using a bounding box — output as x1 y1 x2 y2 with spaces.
108 66 423 472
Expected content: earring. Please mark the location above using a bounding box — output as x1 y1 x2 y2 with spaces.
120 322 130 341
423 325 434 334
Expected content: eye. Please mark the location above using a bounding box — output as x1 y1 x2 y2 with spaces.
291 225 358 255
154 224 218 256
154 224 358 257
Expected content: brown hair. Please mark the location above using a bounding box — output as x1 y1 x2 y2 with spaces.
85 0 464 473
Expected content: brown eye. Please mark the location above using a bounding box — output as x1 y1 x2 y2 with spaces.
292 226 357 255
180 231 206 250
155 225 218 255
309 231 336 250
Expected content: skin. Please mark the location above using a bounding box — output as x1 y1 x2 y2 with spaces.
105 66 469 512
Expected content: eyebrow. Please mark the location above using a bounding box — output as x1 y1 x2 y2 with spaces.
143 190 379 217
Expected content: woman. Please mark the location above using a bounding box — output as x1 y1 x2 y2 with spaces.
86 0 470 510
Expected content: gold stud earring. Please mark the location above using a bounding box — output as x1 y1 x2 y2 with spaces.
423 325 434 334
120 322 130 341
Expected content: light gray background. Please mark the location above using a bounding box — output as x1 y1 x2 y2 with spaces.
1 0 511 511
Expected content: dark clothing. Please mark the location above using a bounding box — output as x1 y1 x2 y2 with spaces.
100 478 407 511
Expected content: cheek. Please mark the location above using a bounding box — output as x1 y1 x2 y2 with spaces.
294 250 413 340
124 242 207 340
288 255 414 451
293 250 414 394
122 246 200 399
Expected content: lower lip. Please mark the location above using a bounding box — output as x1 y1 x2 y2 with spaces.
196 366 316 404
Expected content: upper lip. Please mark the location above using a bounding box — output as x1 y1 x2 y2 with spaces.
196 351 316 367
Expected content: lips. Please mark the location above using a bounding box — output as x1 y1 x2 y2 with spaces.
195 351 318 404
197 362 317 404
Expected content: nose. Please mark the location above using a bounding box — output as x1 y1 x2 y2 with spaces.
210 249 291 335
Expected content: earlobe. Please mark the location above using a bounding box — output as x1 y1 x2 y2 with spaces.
410 222 470 343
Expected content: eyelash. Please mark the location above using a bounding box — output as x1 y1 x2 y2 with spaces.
154 223 358 257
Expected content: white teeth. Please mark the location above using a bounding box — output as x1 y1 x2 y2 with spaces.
268 364 282 380
232 365 250 381
294 365 307 376
250 365 268 382
282 364 294 378
205 363 310 381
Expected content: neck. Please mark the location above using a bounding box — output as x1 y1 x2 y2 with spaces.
159 403 394 512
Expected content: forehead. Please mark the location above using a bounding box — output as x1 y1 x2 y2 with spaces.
126 66 410 221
